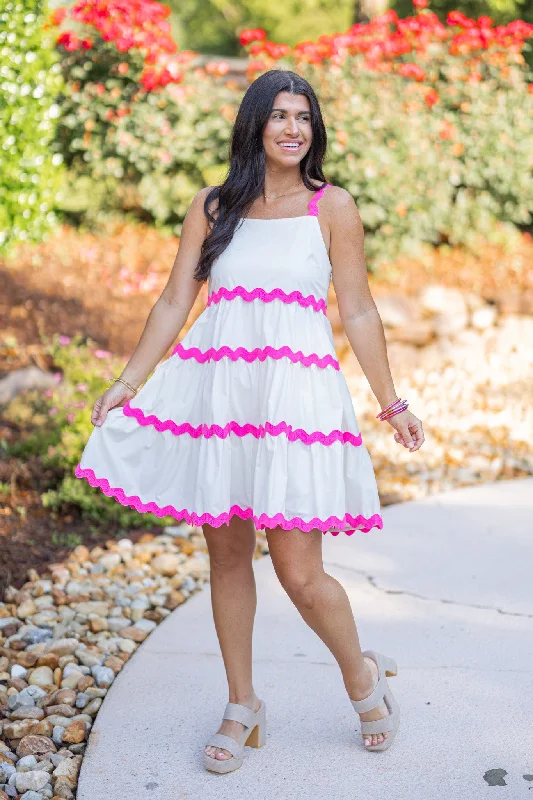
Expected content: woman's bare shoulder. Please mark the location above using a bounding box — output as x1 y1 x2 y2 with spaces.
323 184 362 226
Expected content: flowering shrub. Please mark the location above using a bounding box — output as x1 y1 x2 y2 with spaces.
0 0 64 255
239 6 533 264
51 0 533 267
50 0 233 233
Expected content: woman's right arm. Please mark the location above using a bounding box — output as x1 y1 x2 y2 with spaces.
91 186 212 426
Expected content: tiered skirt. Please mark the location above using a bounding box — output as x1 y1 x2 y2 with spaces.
75 293 384 535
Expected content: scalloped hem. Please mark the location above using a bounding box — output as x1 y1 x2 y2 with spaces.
206 285 328 315
122 401 364 447
74 464 383 535
170 342 340 371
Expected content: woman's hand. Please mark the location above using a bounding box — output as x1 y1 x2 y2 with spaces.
385 409 425 452
91 382 137 427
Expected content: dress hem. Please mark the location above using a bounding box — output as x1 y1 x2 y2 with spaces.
74 464 383 536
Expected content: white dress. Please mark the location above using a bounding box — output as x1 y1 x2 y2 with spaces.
75 183 384 535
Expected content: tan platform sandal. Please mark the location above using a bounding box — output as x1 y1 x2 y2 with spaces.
203 699 267 773
350 649 400 752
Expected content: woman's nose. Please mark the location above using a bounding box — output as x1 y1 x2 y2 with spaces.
285 118 299 134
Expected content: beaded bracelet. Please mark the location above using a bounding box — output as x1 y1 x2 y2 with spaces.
376 398 408 421
380 402 408 421
377 398 402 418
108 377 139 395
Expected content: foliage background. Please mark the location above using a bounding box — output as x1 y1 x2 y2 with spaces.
0 0 64 252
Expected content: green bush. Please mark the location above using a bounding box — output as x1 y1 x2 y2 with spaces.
0 0 64 255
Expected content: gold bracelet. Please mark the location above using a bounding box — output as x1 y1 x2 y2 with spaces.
108 377 139 394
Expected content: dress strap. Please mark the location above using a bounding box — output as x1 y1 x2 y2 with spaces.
307 183 331 216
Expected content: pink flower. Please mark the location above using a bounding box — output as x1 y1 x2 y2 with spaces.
45 389 54 397
53 372 62 382
94 349 112 359
49 407 58 416
67 413 75 423
76 383 88 392
58 335 71 345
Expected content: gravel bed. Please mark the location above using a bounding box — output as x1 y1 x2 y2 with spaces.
0 526 267 799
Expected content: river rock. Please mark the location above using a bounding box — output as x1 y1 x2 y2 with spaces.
43 640 78 657
150 554 180 576
117 626 147 643
10 665 28 681
15 770 50 792
15 755 38 772
3 720 42 739
61 721 86 744
90 666 114 687
9 707 44 721
72 602 110 618
16 736 56 758
28 668 54 688
51 755 81 788
50 691 75 707
44 706 75 719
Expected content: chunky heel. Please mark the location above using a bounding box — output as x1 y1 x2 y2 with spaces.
204 699 267 773
245 706 266 748
382 655 398 676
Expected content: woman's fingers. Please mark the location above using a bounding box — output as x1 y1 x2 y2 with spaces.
405 421 424 451
91 397 103 427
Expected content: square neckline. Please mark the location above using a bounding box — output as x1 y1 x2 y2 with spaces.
237 183 332 268
239 182 331 222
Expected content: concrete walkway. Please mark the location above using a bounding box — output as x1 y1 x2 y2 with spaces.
78 477 533 800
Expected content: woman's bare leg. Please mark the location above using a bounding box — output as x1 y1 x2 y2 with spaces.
265 526 390 747
203 517 262 760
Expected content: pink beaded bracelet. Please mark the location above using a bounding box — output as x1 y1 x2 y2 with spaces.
376 398 408 421
380 402 408 421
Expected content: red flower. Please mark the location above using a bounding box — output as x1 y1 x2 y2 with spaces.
447 11 476 28
398 62 426 81
424 87 439 106
413 0 428 8
50 7 68 25
57 31 80 51
239 28 267 46
140 68 159 91
81 37 93 49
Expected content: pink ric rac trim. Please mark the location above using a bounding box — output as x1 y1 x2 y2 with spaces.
307 183 331 216
206 286 327 315
171 342 339 370
122 400 363 446
74 464 383 534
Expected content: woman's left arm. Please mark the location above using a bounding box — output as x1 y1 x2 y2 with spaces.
328 188 425 453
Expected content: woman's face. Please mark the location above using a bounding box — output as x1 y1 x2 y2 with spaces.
262 91 312 167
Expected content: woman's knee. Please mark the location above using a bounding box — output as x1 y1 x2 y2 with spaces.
276 567 322 609
202 519 256 571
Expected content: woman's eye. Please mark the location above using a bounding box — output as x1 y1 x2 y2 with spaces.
272 114 311 121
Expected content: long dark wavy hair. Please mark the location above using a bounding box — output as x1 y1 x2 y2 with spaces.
194 69 329 282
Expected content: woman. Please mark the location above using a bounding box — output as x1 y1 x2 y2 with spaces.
75 69 424 772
